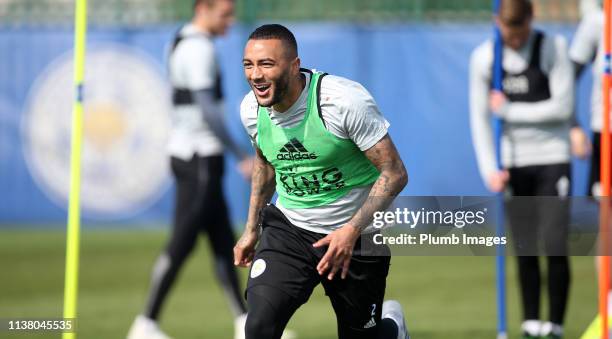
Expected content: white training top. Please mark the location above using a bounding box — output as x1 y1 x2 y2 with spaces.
569 9 609 132
240 71 389 234
167 24 225 160
470 31 573 184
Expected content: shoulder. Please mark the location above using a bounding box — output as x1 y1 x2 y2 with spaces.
540 33 569 69
319 74 375 111
542 32 567 52
470 40 493 74
318 74 388 134
573 11 603 44
470 40 493 66
584 10 604 30
472 39 493 56
174 32 215 60
240 91 259 133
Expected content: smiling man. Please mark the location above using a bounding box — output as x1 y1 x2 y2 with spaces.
233 24 410 339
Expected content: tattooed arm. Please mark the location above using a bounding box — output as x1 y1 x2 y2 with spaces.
313 134 407 279
346 133 408 230
233 146 276 267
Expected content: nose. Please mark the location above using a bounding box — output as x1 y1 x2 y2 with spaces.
250 66 263 81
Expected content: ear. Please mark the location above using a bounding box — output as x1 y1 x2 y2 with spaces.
525 15 533 28
194 3 205 17
292 57 301 74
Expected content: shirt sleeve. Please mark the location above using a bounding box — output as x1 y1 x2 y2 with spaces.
240 92 259 147
176 38 217 90
501 35 574 123
569 12 600 64
193 89 247 160
469 44 498 185
334 80 390 151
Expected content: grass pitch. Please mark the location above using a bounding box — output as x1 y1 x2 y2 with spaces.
0 229 597 338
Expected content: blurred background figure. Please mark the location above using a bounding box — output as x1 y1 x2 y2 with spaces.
127 1 253 339
469 1 573 338
570 2 606 198
580 0 601 17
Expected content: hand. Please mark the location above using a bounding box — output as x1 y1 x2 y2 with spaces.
238 157 255 181
312 224 361 280
234 229 259 267
487 170 509 193
570 126 592 160
489 90 508 116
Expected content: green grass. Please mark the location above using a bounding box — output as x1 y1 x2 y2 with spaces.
0 229 598 339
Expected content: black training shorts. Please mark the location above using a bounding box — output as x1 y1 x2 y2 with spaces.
247 204 391 333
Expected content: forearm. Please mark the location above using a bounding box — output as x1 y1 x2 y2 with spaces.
193 89 248 160
502 98 573 123
244 154 276 234
469 70 498 183
348 171 407 231
347 136 408 231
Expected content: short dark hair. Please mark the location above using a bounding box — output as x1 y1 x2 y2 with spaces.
193 0 231 10
499 0 533 26
248 24 298 59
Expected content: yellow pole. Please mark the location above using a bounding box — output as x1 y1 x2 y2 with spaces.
63 0 87 337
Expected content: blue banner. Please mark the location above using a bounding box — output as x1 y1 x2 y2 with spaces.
0 23 592 226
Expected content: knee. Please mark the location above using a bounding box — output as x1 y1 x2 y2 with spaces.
517 256 538 268
548 256 570 277
245 288 291 339
245 310 276 339
165 238 196 263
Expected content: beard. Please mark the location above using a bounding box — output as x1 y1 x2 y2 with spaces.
256 70 290 108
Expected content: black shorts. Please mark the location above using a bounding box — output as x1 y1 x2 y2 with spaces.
507 163 570 255
247 204 390 330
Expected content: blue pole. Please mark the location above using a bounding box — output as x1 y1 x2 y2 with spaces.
492 1 507 338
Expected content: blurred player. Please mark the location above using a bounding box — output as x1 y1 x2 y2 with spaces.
233 24 410 339
469 1 573 338
570 5 606 197
580 0 601 17
127 1 253 338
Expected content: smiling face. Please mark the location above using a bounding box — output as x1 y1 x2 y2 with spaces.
242 39 300 109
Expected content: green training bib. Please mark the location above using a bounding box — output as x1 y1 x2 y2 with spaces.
257 70 380 209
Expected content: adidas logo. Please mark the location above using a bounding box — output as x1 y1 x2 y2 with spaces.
363 317 376 329
277 138 318 161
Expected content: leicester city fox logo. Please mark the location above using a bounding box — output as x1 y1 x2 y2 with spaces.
22 44 171 218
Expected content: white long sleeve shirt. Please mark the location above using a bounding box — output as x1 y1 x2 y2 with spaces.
469 31 573 183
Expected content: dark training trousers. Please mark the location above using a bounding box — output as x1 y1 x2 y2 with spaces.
245 204 395 339
507 163 571 325
144 155 246 320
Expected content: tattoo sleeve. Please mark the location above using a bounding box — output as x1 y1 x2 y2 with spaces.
347 134 408 231
244 146 276 234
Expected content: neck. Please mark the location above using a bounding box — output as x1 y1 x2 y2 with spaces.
192 17 213 36
273 73 305 113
